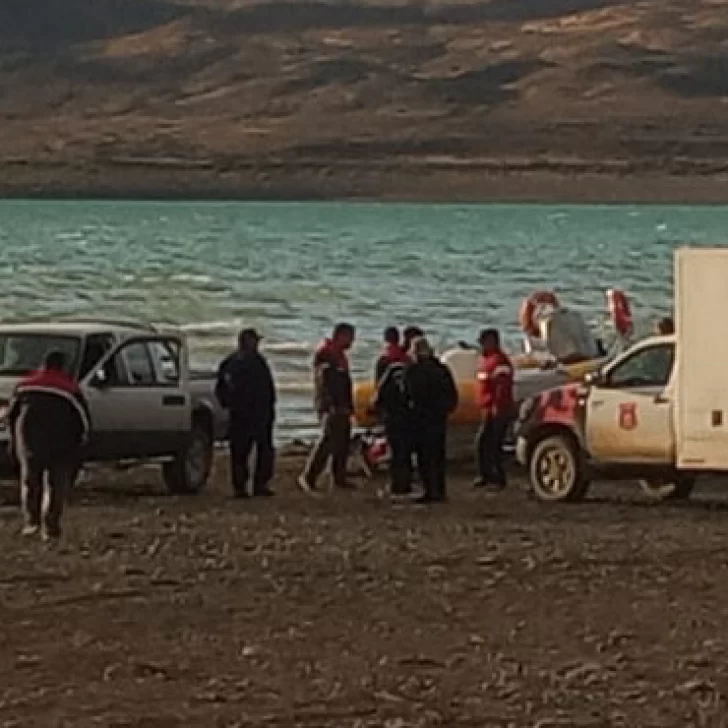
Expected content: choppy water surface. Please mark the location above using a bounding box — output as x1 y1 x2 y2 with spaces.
0 200 725 439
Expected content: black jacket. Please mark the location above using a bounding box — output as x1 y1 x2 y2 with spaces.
215 350 276 427
375 361 411 424
404 358 458 425
8 368 90 462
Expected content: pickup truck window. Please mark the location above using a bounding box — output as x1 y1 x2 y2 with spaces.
79 334 114 380
607 343 675 389
0 334 80 376
148 340 180 385
124 342 156 386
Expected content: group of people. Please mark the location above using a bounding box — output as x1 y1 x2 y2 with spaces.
374 325 514 500
6 312 674 541
216 321 515 505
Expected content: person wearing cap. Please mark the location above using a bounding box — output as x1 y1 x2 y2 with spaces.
474 328 514 491
7 349 90 540
299 322 356 493
403 337 458 504
215 328 277 498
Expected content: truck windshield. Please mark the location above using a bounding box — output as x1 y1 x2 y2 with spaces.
0 335 80 377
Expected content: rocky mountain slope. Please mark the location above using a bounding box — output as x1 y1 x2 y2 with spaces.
2 0 728 200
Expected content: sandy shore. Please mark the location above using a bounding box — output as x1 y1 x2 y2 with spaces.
2 162 728 204
1 451 727 726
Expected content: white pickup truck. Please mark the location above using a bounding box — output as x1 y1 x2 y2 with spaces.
515 246 728 502
0 320 227 493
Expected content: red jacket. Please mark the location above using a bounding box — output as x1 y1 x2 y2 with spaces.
313 339 353 414
477 350 514 416
375 343 409 382
8 367 91 460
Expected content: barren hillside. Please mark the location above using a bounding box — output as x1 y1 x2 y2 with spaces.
2 0 728 200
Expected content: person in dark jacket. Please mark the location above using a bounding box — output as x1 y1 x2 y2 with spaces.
216 328 277 498
474 328 514 491
375 352 413 495
374 327 408 383
7 350 90 540
402 325 424 354
404 337 458 504
656 316 674 335
299 322 355 493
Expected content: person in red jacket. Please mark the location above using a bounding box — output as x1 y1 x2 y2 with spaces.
299 322 356 493
7 350 90 540
474 328 514 490
374 326 408 383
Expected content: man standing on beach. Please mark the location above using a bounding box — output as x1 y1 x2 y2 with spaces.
216 328 277 498
375 342 414 496
374 326 408 383
474 328 514 491
299 322 356 493
8 350 90 540
404 337 458 504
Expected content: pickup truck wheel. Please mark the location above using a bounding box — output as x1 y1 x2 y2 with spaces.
639 476 696 501
162 423 213 495
529 434 589 503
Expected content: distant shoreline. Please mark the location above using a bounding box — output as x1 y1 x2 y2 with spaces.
1 162 728 204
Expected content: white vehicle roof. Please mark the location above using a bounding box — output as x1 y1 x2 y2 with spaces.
0 320 174 337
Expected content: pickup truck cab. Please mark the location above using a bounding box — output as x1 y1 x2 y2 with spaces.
0 320 226 493
515 246 728 502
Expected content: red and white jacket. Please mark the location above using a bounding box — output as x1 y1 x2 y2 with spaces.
7 368 91 459
476 350 515 417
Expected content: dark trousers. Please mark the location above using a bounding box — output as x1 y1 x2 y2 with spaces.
413 420 447 500
386 420 413 494
303 411 351 487
229 419 275 495
476 414 509 486
17 445 75 537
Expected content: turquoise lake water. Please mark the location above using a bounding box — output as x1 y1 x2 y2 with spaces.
1 200 726 438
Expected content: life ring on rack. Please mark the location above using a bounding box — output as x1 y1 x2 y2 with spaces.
519 290 560 338
606 288 633 337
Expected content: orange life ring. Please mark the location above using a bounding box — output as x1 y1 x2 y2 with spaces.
519 290 560 338
606 288 633 337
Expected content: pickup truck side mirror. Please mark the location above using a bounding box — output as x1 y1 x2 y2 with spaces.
90 368 109 388
583 370 604 387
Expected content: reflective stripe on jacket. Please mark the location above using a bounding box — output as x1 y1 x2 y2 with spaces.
477 350 514 416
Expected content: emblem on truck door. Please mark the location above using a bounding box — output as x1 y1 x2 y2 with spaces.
619 402 638 430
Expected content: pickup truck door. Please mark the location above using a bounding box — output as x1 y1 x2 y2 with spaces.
81 335 191 461
585 342 676 464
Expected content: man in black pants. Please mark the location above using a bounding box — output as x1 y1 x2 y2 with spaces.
8 350 90 540
216 328 277 497
474 328 514 491
299 322 356 493
404 337 458 504
375 353 413 496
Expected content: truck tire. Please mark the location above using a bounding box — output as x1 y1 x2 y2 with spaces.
529 434 589 503
639 476 695 501
162 422 213 495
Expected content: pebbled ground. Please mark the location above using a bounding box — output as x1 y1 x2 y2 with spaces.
1 454 728 727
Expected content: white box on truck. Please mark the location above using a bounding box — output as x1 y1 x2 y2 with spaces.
676 246 728 469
